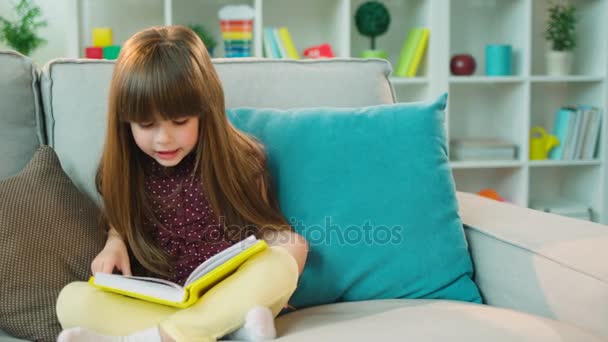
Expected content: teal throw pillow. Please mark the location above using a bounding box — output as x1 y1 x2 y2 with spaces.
227 94 482 308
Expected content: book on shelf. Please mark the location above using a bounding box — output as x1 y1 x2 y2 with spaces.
531 200 592 221
263 26 299 59
394 27 429 78
406 28 429 77
89 235 268 308
450 138 518 161
549 105 602 160
278 27 300 59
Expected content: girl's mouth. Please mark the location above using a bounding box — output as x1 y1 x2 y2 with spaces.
156 149 180 160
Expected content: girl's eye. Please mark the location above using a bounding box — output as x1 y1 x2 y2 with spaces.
138 122 154 128
173 118 189 125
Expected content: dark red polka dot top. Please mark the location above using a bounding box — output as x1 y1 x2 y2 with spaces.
142 152 234 286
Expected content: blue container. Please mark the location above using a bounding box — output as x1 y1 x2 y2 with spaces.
485 44 512 76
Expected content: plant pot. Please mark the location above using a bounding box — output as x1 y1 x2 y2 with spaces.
360 50 387 59
546 50 573 76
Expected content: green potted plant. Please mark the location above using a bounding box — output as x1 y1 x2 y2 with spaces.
544 2 576 75
188 24 217 57
355 1 391 59
0 0 47 56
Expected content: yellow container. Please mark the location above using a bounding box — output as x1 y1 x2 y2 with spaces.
93 28 113 47
529 127 559 160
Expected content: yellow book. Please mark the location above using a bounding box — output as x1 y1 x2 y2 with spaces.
222 31 253 40
395 28 424 77
278 27 300 59
406 28 429 77
89 236 267 308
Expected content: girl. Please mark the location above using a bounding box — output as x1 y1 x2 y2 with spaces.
56 25 308 342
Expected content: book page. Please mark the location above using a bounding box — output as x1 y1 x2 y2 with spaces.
184 235 257 287
94 273 186 303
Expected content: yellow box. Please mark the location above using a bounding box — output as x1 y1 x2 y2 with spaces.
93 28 113 47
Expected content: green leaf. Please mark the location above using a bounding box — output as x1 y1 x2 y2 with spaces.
0 0 47 55
544 3 576 51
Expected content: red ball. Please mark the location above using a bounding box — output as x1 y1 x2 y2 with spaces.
450 54 476 75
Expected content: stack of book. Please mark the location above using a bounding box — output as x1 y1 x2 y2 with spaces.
450 138 519 161
263 27 299 59
394 27 429 77
549 106 603 160
531 200 593 221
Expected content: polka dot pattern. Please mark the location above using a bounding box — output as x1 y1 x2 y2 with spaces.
142 153 233 286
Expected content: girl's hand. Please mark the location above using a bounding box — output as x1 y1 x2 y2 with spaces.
91 235 132 276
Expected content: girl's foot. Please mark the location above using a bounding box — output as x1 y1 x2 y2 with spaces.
227 305 277 341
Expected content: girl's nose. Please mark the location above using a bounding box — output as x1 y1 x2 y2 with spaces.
155 126 172 145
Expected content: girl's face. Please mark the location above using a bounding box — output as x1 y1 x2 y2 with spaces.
130 115 199 167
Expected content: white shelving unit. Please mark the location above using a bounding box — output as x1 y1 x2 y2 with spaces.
75 0 608 223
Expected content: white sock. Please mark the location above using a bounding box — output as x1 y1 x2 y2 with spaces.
57 326 162 342
227 306 277 341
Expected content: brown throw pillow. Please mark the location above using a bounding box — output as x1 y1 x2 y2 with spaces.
0 146 105 342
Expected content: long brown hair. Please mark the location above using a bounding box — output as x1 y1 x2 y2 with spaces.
96 25 291 277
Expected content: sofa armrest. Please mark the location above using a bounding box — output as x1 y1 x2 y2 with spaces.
456 191 608 338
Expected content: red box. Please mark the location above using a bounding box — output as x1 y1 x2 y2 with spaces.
85 47 103 59
303 44 335 59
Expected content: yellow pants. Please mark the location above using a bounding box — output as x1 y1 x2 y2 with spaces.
56 246 298 342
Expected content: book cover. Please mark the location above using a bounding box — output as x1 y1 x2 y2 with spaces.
406 28 429 77
278 27 300 59
574 106 593 159
272 28 287 58
262 29 274 58
89 236 268 308
394 28 424 77
264 27 281 58
549 107 574 160
582 107 602 159
450 138 518 161
564 108 583 160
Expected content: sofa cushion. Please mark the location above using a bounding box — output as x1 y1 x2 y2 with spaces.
226 94 481 309
39 58 395 204
0 329 27 342
0 50 44 180
0 146 105 342
270 299 604 341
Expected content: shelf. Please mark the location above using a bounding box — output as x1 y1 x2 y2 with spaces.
390 77 428 85
449 76 526 84
70 0 608 224
448 83 527 150
450 0 529 77
450 160 524 169
79 0 165 49
352 0 429 77
452 167 527 206
530 75 604 83
529 166 602 221
528 160 602 167
530 82 605 131
532 0 608 76
264 0 349 58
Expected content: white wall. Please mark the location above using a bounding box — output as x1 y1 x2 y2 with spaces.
0 0 78 67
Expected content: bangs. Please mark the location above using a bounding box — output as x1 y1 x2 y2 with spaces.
114 45 208 123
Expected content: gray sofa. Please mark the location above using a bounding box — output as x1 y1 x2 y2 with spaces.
1 50 607 341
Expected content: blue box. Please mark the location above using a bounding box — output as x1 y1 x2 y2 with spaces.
485 44 512 76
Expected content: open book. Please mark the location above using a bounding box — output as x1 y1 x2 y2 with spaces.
89 235 268 308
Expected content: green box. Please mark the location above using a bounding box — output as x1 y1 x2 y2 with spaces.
103 45 121 60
